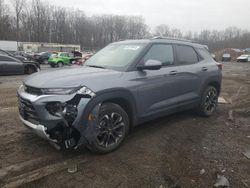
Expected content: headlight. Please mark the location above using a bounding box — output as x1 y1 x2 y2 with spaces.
41 88 79 95
18 84 25 93
41 86 96 97
77 86 96 97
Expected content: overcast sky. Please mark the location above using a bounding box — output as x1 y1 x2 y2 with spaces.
49 0 249 32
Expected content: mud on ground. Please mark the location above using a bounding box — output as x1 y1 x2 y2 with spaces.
0 63 249 188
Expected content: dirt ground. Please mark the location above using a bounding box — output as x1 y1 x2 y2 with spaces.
0 63 249 188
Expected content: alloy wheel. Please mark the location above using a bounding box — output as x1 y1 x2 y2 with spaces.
204 89 217 113
97 112 126 148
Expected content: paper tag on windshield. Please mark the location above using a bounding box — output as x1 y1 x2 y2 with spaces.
123 46 140 50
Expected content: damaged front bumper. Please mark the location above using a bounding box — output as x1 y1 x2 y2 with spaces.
17 85 100 149
19 115 54 141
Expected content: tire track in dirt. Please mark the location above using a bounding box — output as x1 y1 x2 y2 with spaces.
0 155 90 188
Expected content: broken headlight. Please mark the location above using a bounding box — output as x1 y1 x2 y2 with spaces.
77 86 96 97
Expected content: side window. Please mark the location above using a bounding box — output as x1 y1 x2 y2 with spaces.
0 56 17 62
143 44 174 66
176 45 199 65
197 48 214 61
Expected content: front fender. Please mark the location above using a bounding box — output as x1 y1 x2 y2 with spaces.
75 89 137 146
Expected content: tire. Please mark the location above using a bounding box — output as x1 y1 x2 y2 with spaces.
57 62 63 67
88 103 129 154
27 66 37 74
43 59 49 64
197 86 218 117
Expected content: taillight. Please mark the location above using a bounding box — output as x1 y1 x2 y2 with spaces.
216 63 223 70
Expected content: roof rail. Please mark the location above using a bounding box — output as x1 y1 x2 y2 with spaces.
150 36 196 43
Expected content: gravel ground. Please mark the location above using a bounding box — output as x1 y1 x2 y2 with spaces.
0 63 249 188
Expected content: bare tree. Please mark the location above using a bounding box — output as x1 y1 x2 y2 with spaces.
12 0 25 43
2 0 250 51
155 24 170 36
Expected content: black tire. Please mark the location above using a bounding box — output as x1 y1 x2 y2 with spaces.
197 86 218 117
57 62 63 67
27 66 37 74
88 102 129 154
42 59 49 64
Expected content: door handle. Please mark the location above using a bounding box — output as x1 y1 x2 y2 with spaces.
202 67 208 71
170 70 177 75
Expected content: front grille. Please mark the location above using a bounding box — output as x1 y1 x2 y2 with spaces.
18 95 40 125
25 85 42 95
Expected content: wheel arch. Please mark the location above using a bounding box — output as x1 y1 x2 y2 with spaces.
200 76 221 97
207 81 221 95
96 89 137 126
74 89 138 146
78 89 138 131
103 97 134 128
24 64 38 74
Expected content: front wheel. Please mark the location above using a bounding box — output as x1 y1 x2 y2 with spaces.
88 103 129 154
196 86 218 117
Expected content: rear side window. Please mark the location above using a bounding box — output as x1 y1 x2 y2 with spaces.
143 44 174 66
60 53 68 57
176 45 199 65
197 48 214 61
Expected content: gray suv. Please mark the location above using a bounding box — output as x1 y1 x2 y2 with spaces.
17 38 222 154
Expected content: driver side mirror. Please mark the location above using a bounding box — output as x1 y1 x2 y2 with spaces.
137 59 162 71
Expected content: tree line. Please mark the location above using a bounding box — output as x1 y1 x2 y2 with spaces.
1 0 250 51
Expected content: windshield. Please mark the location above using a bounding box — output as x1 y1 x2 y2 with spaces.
85 43 146 71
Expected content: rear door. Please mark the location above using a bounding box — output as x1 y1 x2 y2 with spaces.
173 45 202 108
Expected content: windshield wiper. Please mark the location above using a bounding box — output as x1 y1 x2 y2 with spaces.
86 65 106 69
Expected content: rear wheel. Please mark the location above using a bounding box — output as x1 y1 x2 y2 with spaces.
27 66 37 74
57 62 63 67
197 86 218 117
88 103 129 154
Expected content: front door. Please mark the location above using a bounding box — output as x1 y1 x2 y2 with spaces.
136 44 180 117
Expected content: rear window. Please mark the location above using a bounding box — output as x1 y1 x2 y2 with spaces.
176 45 199 65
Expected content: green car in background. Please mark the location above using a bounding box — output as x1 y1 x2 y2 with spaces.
49 52 73 67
